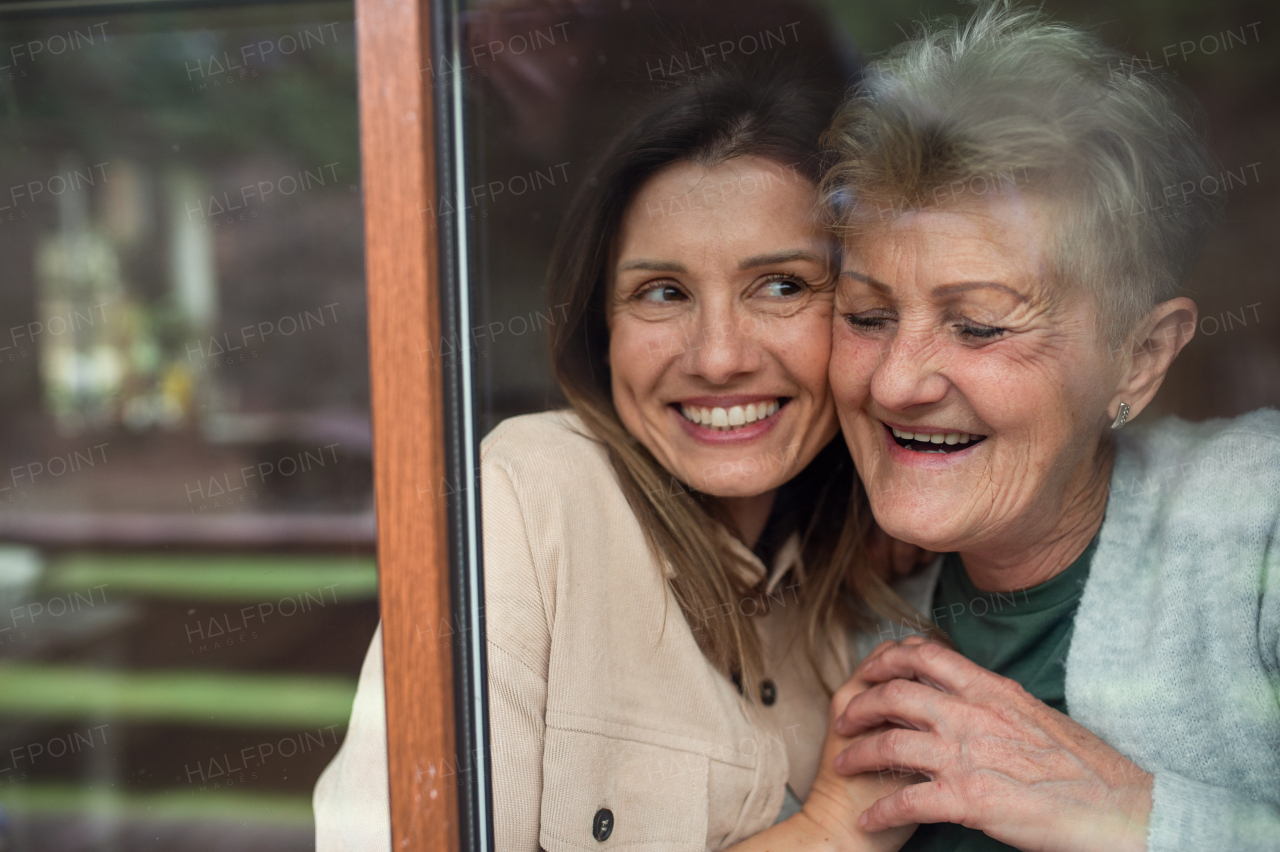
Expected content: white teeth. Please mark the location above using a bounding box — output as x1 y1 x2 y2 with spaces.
889 425 984 448
681 399 780 430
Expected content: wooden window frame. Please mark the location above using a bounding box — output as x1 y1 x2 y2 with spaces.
357 0 490 850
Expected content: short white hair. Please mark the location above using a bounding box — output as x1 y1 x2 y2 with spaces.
822 1 1226 339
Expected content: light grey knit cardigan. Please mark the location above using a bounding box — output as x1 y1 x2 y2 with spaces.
883 409 1280 851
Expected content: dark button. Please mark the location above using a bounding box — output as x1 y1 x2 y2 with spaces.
593 808 614 841
759 679 777 706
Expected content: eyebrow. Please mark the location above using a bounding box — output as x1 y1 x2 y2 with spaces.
738 249 825 270
841 270 890 293
841 270 1029 303
616 259 687 273
931 281 1030 303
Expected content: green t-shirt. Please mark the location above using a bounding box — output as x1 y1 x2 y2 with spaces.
900 537 1097 852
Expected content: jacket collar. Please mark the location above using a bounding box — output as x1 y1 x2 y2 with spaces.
717 526 805 594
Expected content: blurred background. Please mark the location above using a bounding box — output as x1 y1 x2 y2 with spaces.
0 0 1273 850
0 2 375 849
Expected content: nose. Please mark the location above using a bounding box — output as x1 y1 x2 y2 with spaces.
868 323 950 412
684 304 760 384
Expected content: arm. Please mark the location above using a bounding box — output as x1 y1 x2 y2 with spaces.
488 642 547 850
481 458 553 850
1145 771 1280 852
312 450 551 851
313 624 392 852
1145 524 1280 852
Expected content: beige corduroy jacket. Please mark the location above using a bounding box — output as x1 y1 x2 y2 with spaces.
314 411 861 851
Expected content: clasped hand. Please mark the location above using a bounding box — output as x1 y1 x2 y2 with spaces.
828 638 1154 852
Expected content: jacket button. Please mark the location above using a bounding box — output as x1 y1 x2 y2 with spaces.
593 808 614 841
760 679 777 706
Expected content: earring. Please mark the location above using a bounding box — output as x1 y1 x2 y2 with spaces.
1111 402 1131 430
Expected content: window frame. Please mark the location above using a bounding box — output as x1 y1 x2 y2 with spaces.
356 0 490 849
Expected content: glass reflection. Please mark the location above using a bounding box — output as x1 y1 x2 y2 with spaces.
0 3 373 850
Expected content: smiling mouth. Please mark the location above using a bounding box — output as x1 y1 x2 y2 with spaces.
678 398 787 432
889 425 987 454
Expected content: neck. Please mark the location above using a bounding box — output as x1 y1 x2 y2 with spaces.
960 440 1114 593
719 490 778 549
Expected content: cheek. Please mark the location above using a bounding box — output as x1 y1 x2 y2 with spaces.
828 327 879 405
965 343 1093 430
608 319 668 400
769 313 833 396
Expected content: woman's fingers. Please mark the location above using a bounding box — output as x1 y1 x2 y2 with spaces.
857 779 963 832
834 678 955 737
857 639 991 697
834 725 945 777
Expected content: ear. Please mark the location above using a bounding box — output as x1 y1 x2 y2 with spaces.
1108 297 1197 424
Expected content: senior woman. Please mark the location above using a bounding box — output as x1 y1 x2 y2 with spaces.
820 7 1280 852
316 74 924 852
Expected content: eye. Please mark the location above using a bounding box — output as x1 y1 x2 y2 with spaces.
955 322 1006 340
756 275 806 299
843 311 894 331
635 282 687 303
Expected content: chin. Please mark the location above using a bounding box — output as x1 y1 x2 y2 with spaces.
884 519 950 552
867 492 964 552
694 472 785 499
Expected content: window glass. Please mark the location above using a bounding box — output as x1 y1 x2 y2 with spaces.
456 0 1275 847
0 3 372 849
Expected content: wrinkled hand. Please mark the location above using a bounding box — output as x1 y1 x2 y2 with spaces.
798 649 920 851
864 524 937 583
832 640 1153 852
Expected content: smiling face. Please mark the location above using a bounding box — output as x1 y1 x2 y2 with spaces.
608 155 839 499
830 193 1122 556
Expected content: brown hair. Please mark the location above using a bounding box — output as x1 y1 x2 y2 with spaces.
546 72 911 692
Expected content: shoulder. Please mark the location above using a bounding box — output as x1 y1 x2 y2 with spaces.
1112 408 1280 501
478 408 639 568
1104 410 1280 601
478 412 620 670
481 410 610 480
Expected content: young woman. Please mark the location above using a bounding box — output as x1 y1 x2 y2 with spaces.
315 74 919 852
